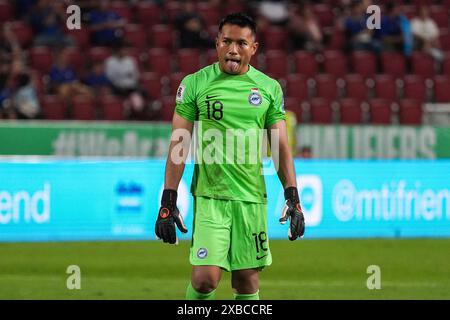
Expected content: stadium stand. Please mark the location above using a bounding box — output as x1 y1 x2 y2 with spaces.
0 0 449 124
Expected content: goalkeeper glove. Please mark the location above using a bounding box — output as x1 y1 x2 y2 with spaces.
155 189 188 244
279 186 305 241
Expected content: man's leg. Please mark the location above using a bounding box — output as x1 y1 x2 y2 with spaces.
231 268 260 300
186 265 222 300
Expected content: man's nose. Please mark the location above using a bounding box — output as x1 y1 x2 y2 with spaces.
228 42 238 55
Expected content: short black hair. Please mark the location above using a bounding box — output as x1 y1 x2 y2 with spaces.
218 13 257 37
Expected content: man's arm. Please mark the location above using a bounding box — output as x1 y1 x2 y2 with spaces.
164 113 194 190
155 113 193 244
270 120 305 240
270 120 296 189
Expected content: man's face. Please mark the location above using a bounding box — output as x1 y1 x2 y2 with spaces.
216 24 258 75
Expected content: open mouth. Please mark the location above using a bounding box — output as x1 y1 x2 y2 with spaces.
225 58 241 63
225 58 241 72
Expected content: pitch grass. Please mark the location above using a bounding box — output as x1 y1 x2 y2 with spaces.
0 239 449 300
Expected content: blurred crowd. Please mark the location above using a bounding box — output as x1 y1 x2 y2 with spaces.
0 0 449 121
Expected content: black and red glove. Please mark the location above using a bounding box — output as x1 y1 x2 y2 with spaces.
155 189 188 244
279 186 305 241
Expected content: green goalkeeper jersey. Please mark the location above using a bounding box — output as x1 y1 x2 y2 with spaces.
175 62 286 204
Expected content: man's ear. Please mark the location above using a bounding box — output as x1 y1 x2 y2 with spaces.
215 36 219 49
252 41 259 55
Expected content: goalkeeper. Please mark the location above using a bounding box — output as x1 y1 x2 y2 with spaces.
156 13 305 300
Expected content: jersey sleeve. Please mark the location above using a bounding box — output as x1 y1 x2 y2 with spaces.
174 74 197 122
265 80 286 128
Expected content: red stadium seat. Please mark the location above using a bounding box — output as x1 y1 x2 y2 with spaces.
9 21 33 47
71 96 96 120
110 0 132 21
314 74 338 99
284 97 303 122
100 95 124 121
444 53 450 75
41 95 65 120
439 30 450 51
398 99 423 124
160 95 176 121
136 2 161 27
141 72 163 99
64 47 84 75
150 24 174 50
30 46 54 74
264 50 289 79
411 53 435 77
65 27 90 49
0 1 14 21
294 51 318 78
29 70 45 95
339 98 363 124
323 50 348 78
344 74 367 100
309 98 333 123
433 76 450 102
197 2 221 27
206 49 218 65
368 99 393 124
176 49 201 74
262 27 288 51
381 52 406 78
166 1 183 23
148 48 172 75
123 24 147 49
324 27 345 51
224 1 245 15
286 74 308 101
374 74 397 100
169 72 187 96
351 51 377 78
313 4 334 27
403 75 427 101
88 47 112 64
430 6 449 29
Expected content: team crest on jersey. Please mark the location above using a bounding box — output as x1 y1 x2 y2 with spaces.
197 248 208 259
248 88 262 106
176 84 186 102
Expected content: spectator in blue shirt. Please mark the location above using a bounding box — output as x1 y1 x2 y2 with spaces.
84 62 111 94
376 3 405 53
89 0 126 47
31 0 74 47
48 48 93 102
344 1 381 53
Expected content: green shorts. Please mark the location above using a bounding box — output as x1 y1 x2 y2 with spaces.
189 196 272 272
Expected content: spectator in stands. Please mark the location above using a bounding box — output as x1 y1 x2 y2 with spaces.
0 73 14 119
174 0 215 49
297 146 313 159
13 73 41 119
411 5 443 62
105 42 148 120
30 0 75 47
371 3 413 56
344 0 381 53
89 0 126 47
288 3 323 52
258 0 289 26
48 48 93 102
84 61 111 95
0 24 25 77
